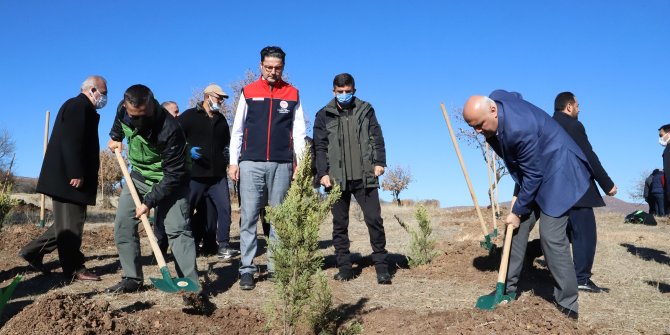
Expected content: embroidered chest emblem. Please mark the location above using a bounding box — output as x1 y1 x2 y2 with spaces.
278 100 290 114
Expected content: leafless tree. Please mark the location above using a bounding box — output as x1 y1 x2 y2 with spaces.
450 106 508 202
0 128 16 172
382 165 414 206
629 169 652 203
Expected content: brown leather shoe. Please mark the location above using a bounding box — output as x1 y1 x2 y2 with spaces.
74 270 100 281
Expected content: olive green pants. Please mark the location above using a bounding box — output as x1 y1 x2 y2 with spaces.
113 177 199 288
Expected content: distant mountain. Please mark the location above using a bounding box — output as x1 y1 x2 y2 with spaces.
13 176 37 193
597 196 646 215
447 197 643 216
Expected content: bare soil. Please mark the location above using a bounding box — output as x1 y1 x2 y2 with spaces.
1 195 669 334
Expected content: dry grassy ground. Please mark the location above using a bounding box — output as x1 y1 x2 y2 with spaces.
0 194 669 334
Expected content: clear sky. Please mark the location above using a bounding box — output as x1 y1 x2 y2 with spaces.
1 1 668 207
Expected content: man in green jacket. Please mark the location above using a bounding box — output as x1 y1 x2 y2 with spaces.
313 73 391 284
106 84 199 293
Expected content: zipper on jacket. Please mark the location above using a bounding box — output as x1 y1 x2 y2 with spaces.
244 128 248 152
266 94 273 161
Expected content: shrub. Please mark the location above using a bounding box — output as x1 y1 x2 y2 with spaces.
265 145 341 335
395 205 439 267
0 182 18 228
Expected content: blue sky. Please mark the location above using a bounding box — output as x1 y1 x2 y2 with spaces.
1 1 668 207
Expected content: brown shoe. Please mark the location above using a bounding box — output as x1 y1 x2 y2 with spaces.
73 270 100 281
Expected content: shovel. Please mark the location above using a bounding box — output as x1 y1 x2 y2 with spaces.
39 110 49 228
485 143 498 238
0 275 22 317
476 221 517 309
440 103 495 251
114 148 198 293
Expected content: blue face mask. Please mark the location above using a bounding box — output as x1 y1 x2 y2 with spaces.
336 93 353 106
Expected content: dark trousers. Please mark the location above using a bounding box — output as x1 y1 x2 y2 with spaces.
651 193 665 216
567 207 597 285
153 209 169 255
20 199 87 276
507 209 578 312
189 177 232 248
331 180 388 271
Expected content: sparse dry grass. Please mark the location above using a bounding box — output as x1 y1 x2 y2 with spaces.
3 198 670 334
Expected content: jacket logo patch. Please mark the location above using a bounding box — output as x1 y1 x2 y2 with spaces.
278 100 290 114
252 97 264 101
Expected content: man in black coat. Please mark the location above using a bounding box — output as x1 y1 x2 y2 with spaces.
19 75 107 282
178 84 236 259
553 92 617 293
658 124 670 214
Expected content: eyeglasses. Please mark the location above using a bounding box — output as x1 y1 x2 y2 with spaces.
208 95 225 102
262 64 284 72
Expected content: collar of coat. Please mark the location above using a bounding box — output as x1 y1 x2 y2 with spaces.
323 97 371 118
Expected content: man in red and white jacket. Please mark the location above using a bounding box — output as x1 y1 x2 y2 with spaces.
228 46 306 290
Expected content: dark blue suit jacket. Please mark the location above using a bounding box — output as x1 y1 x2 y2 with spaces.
486 90 592 217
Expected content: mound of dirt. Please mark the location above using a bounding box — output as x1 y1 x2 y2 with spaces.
0 223 44 252
1 293 134 335
357 295 592 334
81 226 116 251
1 293 267 335
407 241 498 283
125 305 267 335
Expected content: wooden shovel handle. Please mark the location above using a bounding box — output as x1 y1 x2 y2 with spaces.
440 103 489 236
497 224 516 283
114 148 167 268
40 110 50 223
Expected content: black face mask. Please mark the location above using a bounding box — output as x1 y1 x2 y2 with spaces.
130 116 153 131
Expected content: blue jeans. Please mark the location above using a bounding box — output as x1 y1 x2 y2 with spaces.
239 161 292 275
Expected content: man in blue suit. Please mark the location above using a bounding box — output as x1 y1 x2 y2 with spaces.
463 90 592 320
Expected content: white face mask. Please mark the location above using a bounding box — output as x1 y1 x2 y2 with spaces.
659 134 670 147
90 88 107 109
208 96 220 111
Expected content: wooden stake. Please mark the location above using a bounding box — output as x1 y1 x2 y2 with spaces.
486 143 497 233
39 110 50 227
440 103 489 237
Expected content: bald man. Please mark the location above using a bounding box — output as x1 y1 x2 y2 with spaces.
162 101 179 118
463 90 592 320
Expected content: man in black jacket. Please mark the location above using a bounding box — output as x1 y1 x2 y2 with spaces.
178 84 237 258
658 124 670 215
19 75 107 282
644 169 665 215
553 92 617 293
106 85 199 293
313 73 391 284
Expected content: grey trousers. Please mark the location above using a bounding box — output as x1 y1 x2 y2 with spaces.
506 209 579 313
238 161 292 275
113 177 199 287
20 199 87 276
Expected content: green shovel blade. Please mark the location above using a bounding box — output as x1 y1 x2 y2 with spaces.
150 267 199 293
475 282 516 310
480 234 495 251
0 275 22 317
491 226 499 238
